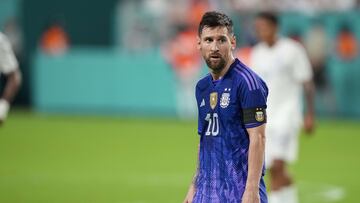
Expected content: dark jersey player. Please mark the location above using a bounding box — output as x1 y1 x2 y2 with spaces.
183 11 268 203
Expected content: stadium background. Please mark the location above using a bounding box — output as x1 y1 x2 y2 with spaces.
0 0 359 202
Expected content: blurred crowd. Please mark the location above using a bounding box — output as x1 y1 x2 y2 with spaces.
115 0 359 50
113 0 359 117
1 0 359 116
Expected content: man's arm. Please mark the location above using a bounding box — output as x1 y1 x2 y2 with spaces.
183 172 197 203
0 69 22 123
292 42 315 134
303 80 315 134
2 69 22 102
242 124 266 203
183 143 200 203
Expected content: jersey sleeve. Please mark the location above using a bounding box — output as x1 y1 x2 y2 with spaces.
195 83 203 135
0 33 18 74
238 76 268 128
292 43 313 83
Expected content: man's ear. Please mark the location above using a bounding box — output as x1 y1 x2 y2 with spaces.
231 35 236 50
197 36 201 50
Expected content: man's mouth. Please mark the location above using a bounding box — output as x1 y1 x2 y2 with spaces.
210 54 221 60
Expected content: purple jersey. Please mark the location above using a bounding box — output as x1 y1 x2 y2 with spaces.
193 59 268 203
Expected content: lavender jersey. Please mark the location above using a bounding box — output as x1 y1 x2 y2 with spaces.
193 59 268 203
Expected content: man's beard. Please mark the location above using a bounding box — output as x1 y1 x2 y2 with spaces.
205 56 226 74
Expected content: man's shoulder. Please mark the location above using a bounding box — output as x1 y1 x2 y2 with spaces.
231 60 268 94
196 74 210 92
252 42 267 53
0 32 9 44
278 37 304 51
232 60 260 82
0 32 12 51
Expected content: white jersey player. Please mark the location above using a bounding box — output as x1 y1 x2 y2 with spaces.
0 31 21 124
250 12 315 203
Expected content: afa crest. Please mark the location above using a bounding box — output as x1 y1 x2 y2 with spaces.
220 92 230 108
255 109 265 122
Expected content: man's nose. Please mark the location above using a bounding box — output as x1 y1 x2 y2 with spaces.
210 42 219 51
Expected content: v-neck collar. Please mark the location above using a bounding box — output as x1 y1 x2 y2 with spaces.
208 58 238 89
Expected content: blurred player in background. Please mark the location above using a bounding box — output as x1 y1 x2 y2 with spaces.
184 11 268 203
250 12 315 203
0 31 22 125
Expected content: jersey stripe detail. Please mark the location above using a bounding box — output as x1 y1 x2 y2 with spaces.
235 65 260 90
242 66 260 89
237 60 260 90
234 67 254 90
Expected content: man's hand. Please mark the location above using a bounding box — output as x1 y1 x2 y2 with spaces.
242 187 260 203
303 111 315 134
0 99 10 125
183 184 196 203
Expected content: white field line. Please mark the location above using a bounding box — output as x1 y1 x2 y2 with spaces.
298 181 346 203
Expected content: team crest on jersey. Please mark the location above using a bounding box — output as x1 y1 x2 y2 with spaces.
210 92 218 109
255 109 265 122
220 92 230 108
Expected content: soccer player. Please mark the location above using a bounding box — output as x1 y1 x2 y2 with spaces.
183 11 268 203
250 12 315 203
0 31 22 125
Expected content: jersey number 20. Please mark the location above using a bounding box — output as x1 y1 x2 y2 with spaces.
205 113 219 136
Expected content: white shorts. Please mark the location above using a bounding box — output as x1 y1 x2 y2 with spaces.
265 127 300 168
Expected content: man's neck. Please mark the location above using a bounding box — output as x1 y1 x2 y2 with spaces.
210 57 235 81
265 36 277 47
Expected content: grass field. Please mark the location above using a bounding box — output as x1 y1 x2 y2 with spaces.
0 110 359 203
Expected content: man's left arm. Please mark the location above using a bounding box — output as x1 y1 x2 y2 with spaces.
0 33 22 124
0 69 22 123
1 69 22 102
303 80 315 134
293 43 315 134
242 124 266 203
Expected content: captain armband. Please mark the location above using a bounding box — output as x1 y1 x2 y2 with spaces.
242 107 267 125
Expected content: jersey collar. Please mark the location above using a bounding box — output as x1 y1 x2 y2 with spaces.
207 58 239 88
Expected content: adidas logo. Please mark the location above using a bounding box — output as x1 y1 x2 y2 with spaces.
200 99 205 107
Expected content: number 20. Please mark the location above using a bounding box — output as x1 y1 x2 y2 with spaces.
205 113 219 136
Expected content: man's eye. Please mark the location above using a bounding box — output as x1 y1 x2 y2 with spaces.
205 38 212 43
220 38 227 43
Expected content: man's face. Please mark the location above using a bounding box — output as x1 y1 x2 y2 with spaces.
254 18 277 43
198 26 236 73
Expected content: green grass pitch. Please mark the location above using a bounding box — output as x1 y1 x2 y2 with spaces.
0 110 359 203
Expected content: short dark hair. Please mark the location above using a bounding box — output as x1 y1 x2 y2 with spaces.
256 11 278 26
198 11 233 36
